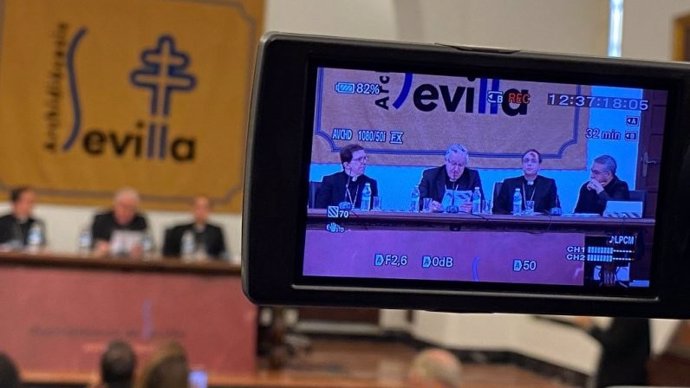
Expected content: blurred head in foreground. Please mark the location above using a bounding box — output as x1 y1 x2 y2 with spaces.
408 348 462 388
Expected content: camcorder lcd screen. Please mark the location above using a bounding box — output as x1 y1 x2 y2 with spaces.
303 66 666 294
244 33 690 317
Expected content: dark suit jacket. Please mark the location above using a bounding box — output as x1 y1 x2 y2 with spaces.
418 166 483 205
162 223 227 260
91 211 148 244
493 175 558 214
315 171 379 209
589 318 650 388
0 214 42 246
574 176 629 214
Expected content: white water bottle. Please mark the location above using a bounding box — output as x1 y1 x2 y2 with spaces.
409 185 420 212
512 188 523 215
77 227 92 256
181 230 196 261
142 231 155 260
26 222 43 253
471 187 481 214
360 183 372 211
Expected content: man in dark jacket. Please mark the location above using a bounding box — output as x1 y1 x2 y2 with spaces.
419 144 483 212
494 149 559 215
91 187 148 258
163 195 227 260
0 186 46 249
575 155 629 214
315 144 378 210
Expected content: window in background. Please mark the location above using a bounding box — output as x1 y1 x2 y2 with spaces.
609 0 624 57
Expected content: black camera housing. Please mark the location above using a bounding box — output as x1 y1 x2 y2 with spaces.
243 32 690 318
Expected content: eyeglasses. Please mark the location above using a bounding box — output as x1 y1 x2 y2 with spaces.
590 168 608 175
352 156 368 162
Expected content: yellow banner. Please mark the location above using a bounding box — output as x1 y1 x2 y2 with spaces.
0 0 263 211
312 68 589 170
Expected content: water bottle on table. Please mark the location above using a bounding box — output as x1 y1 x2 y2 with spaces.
360 183 372 211
77 227 92 256
181 229 196 261
471 187 481 214
409 185 420 212
142 231 155 260
512 188 523 215
26 222 43 253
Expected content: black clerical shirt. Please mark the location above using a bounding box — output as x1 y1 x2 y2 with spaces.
0 214 40 246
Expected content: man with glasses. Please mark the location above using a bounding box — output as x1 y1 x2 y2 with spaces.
419 144 483 212
315 144 378 209
574 155 630 215
91 187 149 258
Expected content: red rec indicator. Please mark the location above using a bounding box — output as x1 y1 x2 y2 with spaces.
506 92 530 104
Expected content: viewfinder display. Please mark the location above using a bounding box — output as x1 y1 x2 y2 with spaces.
304 67 666 290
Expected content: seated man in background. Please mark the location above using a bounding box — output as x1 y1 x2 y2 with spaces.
408 347 462 388
0 186 46 250
419 144 483 213
493 149 559 215
574 155 630 215
162 195 227 260
315 144 378 210
92 187 149 258
98 340 137 388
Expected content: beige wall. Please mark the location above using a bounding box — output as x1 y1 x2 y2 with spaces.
265 0 399 39
266 0 610 55
411 0 609 55
622 0 690 60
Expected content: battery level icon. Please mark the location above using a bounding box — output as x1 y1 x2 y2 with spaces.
335 82 355 94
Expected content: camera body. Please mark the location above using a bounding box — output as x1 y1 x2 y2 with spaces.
243 32 690 318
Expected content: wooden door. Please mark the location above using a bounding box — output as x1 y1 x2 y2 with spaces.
636 90 667 218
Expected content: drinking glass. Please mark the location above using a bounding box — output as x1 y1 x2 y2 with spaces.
373 196 382 211
525 200 535 215
423 197 433 212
